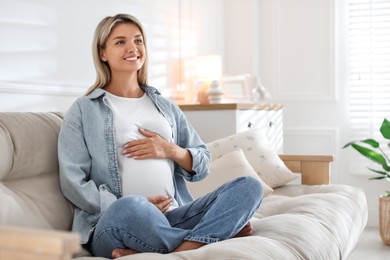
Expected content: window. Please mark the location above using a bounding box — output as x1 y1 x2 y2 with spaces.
348 0 390 138
347 0 390 173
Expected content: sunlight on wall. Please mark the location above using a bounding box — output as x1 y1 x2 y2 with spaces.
0 0 224 112
139 0 198 103
0 0 200 111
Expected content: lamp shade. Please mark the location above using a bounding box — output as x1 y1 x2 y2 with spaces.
195 55 222 81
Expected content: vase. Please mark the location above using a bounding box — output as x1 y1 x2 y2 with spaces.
379 195 390 245
206 80 224 104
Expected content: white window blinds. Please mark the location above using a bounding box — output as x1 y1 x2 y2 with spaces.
348 0 390 140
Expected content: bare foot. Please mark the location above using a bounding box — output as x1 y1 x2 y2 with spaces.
234 222 253 237
173 241 204 252
112 248 138 258
111 223 252 257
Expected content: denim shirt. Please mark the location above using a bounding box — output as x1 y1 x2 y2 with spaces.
58 85 210 244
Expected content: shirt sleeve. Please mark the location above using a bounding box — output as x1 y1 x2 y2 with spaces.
174 105 211 182
58 101 117 217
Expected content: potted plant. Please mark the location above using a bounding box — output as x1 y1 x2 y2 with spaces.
343 118 390 245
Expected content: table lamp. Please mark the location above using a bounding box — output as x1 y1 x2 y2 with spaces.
195 55 223 104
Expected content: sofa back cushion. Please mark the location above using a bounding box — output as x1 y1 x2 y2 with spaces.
0 112 73 230
187 149 273 199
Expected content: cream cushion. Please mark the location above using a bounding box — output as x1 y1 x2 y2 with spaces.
207 129 296 188
0 112 73 230
187 149 273 199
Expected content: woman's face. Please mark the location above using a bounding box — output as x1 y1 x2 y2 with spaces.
100 23 146 76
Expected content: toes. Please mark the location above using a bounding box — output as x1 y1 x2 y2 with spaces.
112 248 138 258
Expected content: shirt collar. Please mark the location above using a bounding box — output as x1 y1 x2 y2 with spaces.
87 84 161 100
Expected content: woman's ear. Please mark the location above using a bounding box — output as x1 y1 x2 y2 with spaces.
99 48 107 62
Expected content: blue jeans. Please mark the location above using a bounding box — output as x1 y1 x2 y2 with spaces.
89 176 263 258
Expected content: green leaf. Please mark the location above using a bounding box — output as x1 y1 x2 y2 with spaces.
344 118 390 195
369 176 386 180
361 139 380 148
368 167 389 176
380 119 390 139
368 167 390 180
343 139 379 149
342 141 356 149
350 143 390 171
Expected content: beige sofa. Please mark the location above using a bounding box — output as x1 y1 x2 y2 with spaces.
0 112 368 260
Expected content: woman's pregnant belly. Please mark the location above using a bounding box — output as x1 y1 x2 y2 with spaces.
120 157 175 199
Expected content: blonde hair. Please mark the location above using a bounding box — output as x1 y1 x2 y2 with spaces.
85 14 148 96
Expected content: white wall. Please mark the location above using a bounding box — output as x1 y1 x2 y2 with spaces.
224 0 260 78
258 0 385 227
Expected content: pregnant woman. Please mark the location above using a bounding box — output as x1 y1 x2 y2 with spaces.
58 13 263 259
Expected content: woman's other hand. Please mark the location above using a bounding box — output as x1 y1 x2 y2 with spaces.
147 195 172 213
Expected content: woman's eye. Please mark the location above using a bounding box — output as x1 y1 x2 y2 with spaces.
135 39 143 45
116 40 125 45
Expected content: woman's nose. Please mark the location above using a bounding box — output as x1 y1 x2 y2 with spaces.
126 43 137 53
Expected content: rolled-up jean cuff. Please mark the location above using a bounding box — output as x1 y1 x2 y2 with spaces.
184 236 219 244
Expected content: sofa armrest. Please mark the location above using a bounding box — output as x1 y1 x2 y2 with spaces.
0 225 80 260
279 155 334 185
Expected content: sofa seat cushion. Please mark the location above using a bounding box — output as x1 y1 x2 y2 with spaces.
0 112 73 230
75 184 367 260
253 184 368 259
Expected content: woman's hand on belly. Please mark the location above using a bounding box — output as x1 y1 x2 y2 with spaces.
123 128 194 173
122 128 172 159
147 195 172 214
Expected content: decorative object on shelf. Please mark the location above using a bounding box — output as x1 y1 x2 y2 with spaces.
221 74 271 104
251 76 272 104
195 55 223 104
206 80 224 104
221 74 252 103
343 118 390 245
196 83 209 104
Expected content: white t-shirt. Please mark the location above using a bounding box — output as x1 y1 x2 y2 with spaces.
106 92 178 210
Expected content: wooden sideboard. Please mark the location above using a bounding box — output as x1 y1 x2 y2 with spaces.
179 103 283 153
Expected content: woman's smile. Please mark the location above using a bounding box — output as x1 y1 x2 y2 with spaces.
124 56 138 61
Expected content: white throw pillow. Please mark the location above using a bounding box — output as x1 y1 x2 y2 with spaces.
187 149 273 199
207 129 296 188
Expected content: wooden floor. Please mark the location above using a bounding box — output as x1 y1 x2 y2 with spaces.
347 227 390 259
